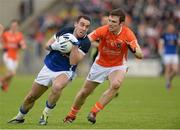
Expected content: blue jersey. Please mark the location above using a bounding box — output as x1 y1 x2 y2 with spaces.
161 33 178 54
44 27 91 72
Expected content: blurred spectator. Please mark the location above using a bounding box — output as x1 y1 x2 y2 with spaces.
0 20 26 92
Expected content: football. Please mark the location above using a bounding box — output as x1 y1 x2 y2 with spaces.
57 36 73 53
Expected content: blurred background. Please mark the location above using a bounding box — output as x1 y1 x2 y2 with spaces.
0 0 180 77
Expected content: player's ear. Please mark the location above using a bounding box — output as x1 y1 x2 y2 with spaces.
119 21 123 25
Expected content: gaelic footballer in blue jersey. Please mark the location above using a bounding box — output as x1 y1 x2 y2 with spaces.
158 23 180 90
44 27 91 72
8 15 91 125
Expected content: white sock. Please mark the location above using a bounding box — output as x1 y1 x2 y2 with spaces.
16 111 25 120
43 107 52 115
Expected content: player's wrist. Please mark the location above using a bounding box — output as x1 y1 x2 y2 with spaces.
72 41 80 46
135 48 143 59
127 44 136 53
49 41 59 51
49 45 53 51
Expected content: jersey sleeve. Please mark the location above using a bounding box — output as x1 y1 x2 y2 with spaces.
89 25 107 41
1 32 5 43
79 37 91 54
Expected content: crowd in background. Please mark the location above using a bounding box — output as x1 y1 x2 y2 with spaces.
24 0 180 59
0 0 179 75
1 0 178 74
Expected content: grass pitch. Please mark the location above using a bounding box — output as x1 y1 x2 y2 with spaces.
0 75 180 129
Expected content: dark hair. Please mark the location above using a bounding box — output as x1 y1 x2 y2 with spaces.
76 15 91 23
109 8 125 23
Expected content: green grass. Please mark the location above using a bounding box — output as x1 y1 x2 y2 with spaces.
0 75 180 129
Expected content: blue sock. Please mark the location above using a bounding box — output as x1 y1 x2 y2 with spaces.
20 106 28 114
46 101 56 109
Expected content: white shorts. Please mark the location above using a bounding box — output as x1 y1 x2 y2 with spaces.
163 54 179 65
35 65 76 87
87 63 128 83
3 53 18 72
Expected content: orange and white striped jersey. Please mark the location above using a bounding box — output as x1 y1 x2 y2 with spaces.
2 31 25 60
89 25 138 67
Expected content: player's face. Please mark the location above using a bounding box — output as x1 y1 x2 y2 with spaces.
10 22 19 32
167 24 175 33
108 15 121 33
74 18 90 38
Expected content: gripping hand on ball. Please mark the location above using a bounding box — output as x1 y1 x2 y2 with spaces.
49 40 64 51
63 33 80 46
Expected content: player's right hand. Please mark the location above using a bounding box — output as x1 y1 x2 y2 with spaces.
49 39 66 52
63 33 80 46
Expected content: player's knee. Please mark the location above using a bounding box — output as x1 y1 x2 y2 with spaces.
111 80 122 89
8 71 16 77
12 71 16 76
51 87 61 95
9 69 16 74
52 83 65 93
174 68 178 74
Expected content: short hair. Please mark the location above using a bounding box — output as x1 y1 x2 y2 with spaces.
109 8 125 23
76 15 91 23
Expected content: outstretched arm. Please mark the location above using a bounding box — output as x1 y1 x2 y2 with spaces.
88 32 100 47
126 40 143 59
134 43 143 59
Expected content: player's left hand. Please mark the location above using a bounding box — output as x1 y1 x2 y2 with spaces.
124 40 137 53
63 33 79 46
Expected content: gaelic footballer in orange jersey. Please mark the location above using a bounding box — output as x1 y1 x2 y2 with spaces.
64 8 143 124
0 20 26 92
89 24 139 67
2 30 25 61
